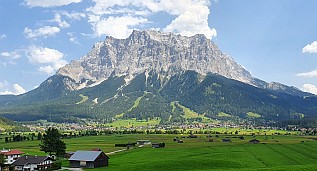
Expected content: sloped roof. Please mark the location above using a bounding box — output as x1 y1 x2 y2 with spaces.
1 149 24 156
69 151 108 161
12 156 52 166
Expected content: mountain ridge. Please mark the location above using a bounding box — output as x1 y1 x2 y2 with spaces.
0 30 316 123
55 30 310 97
57 30 255 90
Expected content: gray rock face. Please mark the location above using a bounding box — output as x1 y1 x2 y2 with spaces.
57 30 255 90
55 30 313 97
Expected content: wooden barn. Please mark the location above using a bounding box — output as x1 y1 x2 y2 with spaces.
249 139 260 144
68 151 109 168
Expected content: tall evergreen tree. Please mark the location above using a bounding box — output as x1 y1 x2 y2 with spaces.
39 127 66 157
37 132 42 140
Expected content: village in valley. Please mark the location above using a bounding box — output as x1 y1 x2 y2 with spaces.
0 119 317 171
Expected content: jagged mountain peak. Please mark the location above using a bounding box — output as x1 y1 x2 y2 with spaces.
57 29 254 90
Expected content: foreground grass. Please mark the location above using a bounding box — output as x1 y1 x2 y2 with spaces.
0 134 316 171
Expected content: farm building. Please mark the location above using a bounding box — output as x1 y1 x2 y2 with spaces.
222 138 231 143
137 140 151 145
69 150 109 168
188 134 198 138
0 149 24 165
152 143 165 148
152 143 160 148
12 155 53 171
249 139 260 144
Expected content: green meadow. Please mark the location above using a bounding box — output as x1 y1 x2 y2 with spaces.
1 134 317 171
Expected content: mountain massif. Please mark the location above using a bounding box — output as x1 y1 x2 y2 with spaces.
0 30 316 123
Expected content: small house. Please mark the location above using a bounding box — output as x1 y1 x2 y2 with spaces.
249 139 260 144
152 143 160 148
152 142 165 148
69 150 109 168
188 134 198 138
12 155 53 171
222 138 231 143
137 140 151 145
0 149 24 165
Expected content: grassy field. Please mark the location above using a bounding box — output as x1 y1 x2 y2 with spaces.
76 94 89 104
172 102 216 123
0 134 316 171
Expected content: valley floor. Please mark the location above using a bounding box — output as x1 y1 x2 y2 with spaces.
1 134 317 171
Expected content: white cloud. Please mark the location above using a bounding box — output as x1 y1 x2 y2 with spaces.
69 37 79 44
67 32 80 44
1 51 21 59
24 26 60 39
302 84 317 95
39 65 55 74
0 84 26 95
92 16 148 38
51 13 71 28
0 90 14 95
0 80 9 89
164 3 217 38
297 70 317 78
86 0 216 39
303 41 317 53
0 34 6 39
48 11 85 30
26 46 67 74
24 0 82 7
12 84 27 95
59 11 86 20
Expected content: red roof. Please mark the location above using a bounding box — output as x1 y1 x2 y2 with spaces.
1 149 24 155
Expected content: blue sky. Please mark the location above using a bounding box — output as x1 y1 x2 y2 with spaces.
0 0 317 95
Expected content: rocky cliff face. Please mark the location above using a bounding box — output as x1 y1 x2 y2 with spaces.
57 30 254 90
55 30 311 97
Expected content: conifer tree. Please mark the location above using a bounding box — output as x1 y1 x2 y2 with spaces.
39 127 66 157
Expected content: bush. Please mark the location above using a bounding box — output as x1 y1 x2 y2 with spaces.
159 142 165 147
115 144 128 147
42 161 62 171
115 143 136 147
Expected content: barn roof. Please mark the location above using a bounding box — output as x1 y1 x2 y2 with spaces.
69 151 108 161
13 156 52 166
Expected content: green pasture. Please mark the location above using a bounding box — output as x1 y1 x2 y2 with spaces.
209 127 299 136
217 112 232 117
76 94 89 104
246 112 262 118
0 134 316 171
172 102 216 123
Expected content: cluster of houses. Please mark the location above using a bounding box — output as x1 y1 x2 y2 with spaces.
0 148 110 171
0 148 53 171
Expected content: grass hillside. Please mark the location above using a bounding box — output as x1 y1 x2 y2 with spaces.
1 71 317 124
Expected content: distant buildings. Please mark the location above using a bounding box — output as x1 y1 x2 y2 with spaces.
0 149 55 171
